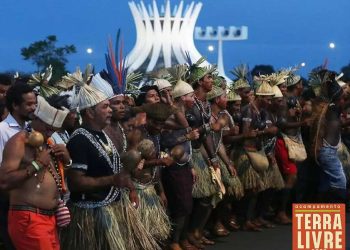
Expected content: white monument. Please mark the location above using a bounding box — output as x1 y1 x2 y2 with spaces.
126 0 248 82
126 0 210 73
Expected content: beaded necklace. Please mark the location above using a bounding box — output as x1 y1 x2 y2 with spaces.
47 160 63 193
117 122 127 153
35 169 46 189
94 133 113 156
194 96 212 120
35 157 63 193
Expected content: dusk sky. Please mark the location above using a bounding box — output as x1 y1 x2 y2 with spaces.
1 0 349 77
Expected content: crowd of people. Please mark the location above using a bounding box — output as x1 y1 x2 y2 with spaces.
0 50 349 250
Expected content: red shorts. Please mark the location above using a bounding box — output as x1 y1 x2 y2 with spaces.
8 210 60 250
275 137 298 175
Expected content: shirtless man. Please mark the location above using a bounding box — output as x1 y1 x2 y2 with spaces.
0 96 70 250
274 74 311 223
315 76 347 202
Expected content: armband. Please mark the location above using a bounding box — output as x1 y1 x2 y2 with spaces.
31 161 41 171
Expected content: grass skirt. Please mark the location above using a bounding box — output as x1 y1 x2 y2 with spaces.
338 142 350 182
219 159 244 199
59 192 161 250
265 160 285 190
134 182 171 243
191 149 218 198
233 149 265 192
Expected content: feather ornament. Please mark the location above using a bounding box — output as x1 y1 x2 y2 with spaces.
28 65 59 99
105 29 128 95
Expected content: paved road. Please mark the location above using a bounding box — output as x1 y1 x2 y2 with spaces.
207 215 350 250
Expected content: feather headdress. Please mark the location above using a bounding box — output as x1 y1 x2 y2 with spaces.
65 65 107 111
185 55 217 85
104 29 128 96
230 64 251 90
253 74 274 96
279 66 301 87
28 65 60 99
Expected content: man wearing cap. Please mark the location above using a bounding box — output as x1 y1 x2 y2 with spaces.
274 73 311 224
286 73 304 98
0 95 70 250
207 85 244 236
59 71 159 250
91 72 129 155
127 102 179 244
93 68 167 245
231 65 253 107
185 59 220 247
154 78 174 105
160 73 199 250
237 80 277 231
254 85 285 228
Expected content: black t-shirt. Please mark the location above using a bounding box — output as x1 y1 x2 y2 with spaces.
66 128 121 204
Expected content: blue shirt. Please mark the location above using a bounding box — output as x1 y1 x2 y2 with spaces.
0 114 27 164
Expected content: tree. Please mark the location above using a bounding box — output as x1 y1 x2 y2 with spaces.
251 65 275 77
341 63 350 82
21 35 76 82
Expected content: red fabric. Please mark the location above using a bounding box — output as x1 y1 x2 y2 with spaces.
275 137 297 175
8 210 60 250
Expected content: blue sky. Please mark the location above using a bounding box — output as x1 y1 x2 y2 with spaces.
0 0 349 77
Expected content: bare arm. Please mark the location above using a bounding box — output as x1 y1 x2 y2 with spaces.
217 144 231 167
0 134 33 190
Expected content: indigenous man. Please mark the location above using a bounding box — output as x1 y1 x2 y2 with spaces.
128 102 176 244
207 85 242 237
274 72 310 224
0 82 37 250
231 65 253 107
47 94 78 145
60 73 158 250
136 85 161 105
91 72 128 154
161 67 199 250
0 95 70 250
237 80 276 231
154 78 174 105
185 59 219 248
311 71 347 203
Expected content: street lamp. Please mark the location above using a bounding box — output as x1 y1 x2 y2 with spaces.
195 25 248 84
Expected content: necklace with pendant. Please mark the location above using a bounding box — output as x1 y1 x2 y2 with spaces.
95 133 113 156
35 168 47 189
